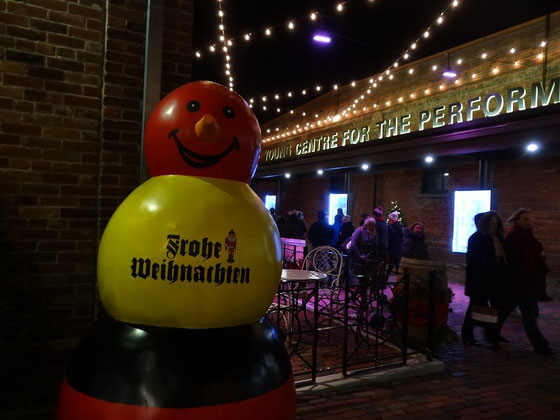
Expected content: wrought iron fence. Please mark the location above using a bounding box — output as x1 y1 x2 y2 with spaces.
269 246 442 385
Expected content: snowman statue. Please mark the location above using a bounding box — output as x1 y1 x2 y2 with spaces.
57 81 296 420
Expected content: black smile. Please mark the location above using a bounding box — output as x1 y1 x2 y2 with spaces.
168 129 239 169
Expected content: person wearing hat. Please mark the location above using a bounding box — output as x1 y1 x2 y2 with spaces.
387 211 403 273
501 208 553 355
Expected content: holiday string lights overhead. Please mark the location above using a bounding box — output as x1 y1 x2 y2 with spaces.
248 0 462 117
260 40 549 142
194 0 377 61
216 0 234 89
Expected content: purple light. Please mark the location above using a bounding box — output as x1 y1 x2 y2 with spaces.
313 34 331 44
442 67 457 78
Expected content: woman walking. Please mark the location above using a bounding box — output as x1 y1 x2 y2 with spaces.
461 211 508 345
501 208 553 355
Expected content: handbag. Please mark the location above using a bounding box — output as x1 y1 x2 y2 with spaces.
471 305 499 324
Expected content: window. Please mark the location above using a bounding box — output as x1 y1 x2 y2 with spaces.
264 195 276 210
452 190 492 253
328 193 347 225
421 169 449 194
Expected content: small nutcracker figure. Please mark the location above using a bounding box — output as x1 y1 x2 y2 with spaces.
225 229 237 263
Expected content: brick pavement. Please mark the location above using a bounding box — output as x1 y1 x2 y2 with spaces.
297 278 560 419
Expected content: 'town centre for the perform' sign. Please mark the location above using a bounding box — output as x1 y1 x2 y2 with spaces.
263 78 559 162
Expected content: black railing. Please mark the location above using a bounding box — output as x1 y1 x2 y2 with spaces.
269 249 443 385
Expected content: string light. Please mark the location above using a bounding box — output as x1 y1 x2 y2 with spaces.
216 0 233 89
261 0 468 140
258 8 537 142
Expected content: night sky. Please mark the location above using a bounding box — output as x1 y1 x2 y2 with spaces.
191 0 558 124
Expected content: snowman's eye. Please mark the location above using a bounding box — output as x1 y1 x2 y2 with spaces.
187 100 200 112
222 106 235 118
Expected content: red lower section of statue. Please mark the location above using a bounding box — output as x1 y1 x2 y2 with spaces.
57 375 296 420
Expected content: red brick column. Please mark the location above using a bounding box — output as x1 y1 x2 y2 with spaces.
0 0 193 414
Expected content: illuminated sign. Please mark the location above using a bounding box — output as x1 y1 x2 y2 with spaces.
452 190 492 253
263 77 559 162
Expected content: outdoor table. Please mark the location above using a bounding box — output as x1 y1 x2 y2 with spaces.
272 269 326 385
281 269 327 282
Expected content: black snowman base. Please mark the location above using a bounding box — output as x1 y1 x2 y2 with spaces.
57 316 295 420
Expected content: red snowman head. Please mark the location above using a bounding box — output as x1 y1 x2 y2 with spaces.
144 81 261 183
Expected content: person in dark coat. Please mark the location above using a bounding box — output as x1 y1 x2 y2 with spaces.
372 207 388 261
331 208 345 247
276 215 288 238
501 208 553 355
387 211 403 273
335 215 354 251
359 212 368 226
281 212 307 239
307 211 335 249
334 208 344 225
348 217 380 280
401 222 429 260
461 211 508 345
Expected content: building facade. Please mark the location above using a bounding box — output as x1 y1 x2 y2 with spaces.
253 12 560 275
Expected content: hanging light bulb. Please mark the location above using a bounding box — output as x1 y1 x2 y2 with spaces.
442 54 458 78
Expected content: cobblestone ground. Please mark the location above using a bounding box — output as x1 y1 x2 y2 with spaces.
297 279 560 419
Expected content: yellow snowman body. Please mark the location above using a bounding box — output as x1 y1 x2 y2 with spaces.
97 175 282 329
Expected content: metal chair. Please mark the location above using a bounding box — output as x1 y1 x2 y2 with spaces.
303 246 345 335
303 246 344 286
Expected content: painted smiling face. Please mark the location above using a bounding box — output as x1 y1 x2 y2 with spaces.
144 81 261 183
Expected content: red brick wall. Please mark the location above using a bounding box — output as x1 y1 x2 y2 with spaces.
161 0 193 97
0 0 193 415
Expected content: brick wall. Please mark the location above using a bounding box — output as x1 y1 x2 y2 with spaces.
0 0 193 416
272 155 560 279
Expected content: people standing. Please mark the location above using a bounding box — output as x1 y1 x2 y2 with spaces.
501 208 553 355
372 207 388 261
359 212 369 226
348 217 380 279
401 222 429 260
461 211 508 345
331 208 345 247
335 215 354 251
387 211 403 273
282 211 307 239
307 211 335 250
334 208 344 225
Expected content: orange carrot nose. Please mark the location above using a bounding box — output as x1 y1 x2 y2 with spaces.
195 114 220 142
